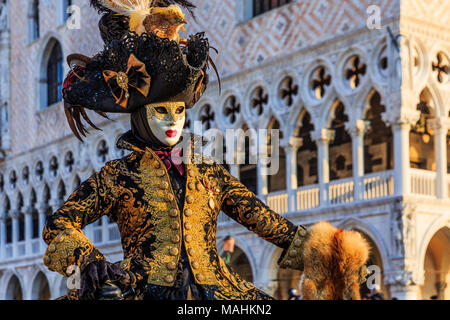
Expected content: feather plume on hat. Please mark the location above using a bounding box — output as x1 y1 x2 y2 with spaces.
90 0 190 41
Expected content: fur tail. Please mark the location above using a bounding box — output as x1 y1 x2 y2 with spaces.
302 221 370 300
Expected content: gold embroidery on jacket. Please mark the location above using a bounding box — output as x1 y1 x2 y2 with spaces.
43 228 105 276
139 149 182 286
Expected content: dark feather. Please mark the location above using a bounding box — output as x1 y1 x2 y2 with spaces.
90 0 111 14
99 12 129 43
64 103 83 142
208 56 221 95
64 101 106 142
80 108 102 131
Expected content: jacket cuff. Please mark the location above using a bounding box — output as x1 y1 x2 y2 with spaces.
278 225 309 271
43 228 105 276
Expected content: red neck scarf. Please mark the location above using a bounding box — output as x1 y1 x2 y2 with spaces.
153 146 185 176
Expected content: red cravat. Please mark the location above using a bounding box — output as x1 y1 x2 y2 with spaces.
153 147 185 176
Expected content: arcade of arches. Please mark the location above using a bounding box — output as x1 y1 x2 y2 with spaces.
420 227 450 300
237 90 397 196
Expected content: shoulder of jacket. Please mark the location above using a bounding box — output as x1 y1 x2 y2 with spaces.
103 152 138 174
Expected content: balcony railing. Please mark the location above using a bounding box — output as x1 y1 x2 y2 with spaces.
363 170 394 200
266 190 289 214
260 170 396 215
108 225 121 242
329 177 354 205
410 168 436 197
296 185 320 211
17 241 26 257
31 239 40 254
5 244 13 259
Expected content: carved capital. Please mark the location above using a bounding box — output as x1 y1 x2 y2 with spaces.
22 206 33 215
384 270 416 286
36 202 49 214
390 113 420 130
281 137 303 150
346 120 371 137
393 199 417 214
311 129 335 144
8 209 19 219
427 118 450 132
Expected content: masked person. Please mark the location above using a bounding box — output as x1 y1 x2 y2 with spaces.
42 1 370 300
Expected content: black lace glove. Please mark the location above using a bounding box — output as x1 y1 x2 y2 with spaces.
78 260 133 300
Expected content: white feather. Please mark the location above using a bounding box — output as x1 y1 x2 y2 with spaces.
97 0 155 16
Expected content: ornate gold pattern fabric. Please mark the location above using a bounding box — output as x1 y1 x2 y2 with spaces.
43 228 105 276
278 226 309 271
43 132 300 299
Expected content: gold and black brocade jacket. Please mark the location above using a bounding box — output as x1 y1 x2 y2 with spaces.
43 132 305 300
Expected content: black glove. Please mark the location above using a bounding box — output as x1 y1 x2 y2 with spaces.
78 260 132 300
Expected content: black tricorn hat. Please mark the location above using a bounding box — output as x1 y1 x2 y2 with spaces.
63 31 214 140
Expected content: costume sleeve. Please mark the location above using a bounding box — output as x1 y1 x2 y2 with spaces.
42 161 119 276
217 165 297 246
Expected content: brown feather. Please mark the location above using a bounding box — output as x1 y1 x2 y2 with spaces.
80 108 102 131
208 56 221 94
72 108 87 137
64 103 83 142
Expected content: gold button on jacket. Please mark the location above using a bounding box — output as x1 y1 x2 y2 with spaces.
42 133 299 300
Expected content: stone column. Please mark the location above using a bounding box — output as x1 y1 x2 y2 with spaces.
312 129 335 207
385 270 419 300
11 209 19 258
257 156 269 197
229 164 240 180
284 137 302 212
37 203 48 252
428 118 449 199
392 118 413 196
24 206 33 256
348 120 370 201
0 216 6 259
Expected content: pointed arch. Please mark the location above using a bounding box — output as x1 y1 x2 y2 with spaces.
267 116 286 193
409 87 437 171
217 235 256 283
36 34 65 111
72 175 81 191
4 195 11 244
5 274 23 300
30 188 40 239
295 109 318 187
57 180 66 203
42 183 50 205
328 100 353 181
418 220 450 299
238 123 258 194
16 192 25 242
363 90 394 174
31 272 51 300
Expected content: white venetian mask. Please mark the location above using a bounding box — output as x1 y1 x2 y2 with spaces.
145 101 186 147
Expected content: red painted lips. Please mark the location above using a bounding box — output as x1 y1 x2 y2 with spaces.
165 130 178 137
